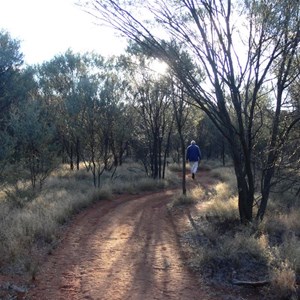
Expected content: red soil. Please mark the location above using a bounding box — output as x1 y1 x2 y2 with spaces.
1 170 258 299
24 174 214 300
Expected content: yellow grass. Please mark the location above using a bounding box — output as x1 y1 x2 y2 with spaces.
1 159 299 299
270 260 297 300
0 162 166 273
178 161 300 298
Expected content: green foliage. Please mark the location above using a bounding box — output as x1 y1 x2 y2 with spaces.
0 30 23 69
0 127 15 178
84 0 300 224
0 30 24 124
10 100 59 189
2 3 300 224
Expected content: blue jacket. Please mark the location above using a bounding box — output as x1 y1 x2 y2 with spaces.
186 144 202 162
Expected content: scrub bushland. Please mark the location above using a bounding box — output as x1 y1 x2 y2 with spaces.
170 162 300 300
0 162 172 277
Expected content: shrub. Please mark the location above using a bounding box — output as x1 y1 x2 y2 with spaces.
176 161 300 299
269 260 297 300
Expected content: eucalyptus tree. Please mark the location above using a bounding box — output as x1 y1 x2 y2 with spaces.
171 82 189 194
198 115 228 163
79 75 107 187
37 50 105 170
74 55 134 187
275 74 300 198
80 0 300 223
0 30 24 128
10 99 58 189
128 57 174 179
0 29 22 172
98 56 133 167
0 31 41 183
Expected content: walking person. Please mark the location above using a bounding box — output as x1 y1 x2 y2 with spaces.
186 140 202 179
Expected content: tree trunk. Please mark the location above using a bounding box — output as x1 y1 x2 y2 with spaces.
221 141 225 166
70 145 74 170
152 134 159 179
164 126 173 179
92 160 96 188
232 151 254 224
76 138 80 170
158 136 162 179
257 159 275 220
257 86 282 220
182 149 187 196
179 133 186 196
97 170 101 188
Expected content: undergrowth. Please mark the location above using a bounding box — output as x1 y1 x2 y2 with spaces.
0 161 170 277
170 160 300 300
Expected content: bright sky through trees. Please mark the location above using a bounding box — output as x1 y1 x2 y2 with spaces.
0 0 126 65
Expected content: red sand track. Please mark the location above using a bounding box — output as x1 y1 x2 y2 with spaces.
25 175 213 300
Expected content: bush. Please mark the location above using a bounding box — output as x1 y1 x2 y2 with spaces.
174 161 300 298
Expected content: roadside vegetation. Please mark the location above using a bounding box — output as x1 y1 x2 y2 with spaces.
1 3 300 297
0 157 299 300
0 161 174 279
169 161 300 300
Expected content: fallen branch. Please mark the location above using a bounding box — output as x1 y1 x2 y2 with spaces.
232 279 270 287
233 275 300 287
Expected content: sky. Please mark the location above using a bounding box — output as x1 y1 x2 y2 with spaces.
0 0 127 65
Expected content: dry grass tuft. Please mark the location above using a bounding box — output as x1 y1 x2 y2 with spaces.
190 184 206 199
269 261 297 300
279 235 300 273
198 178 239 220
202 195 239 220
167 162 182 172
170 194 195 207
265 208 300 236
0 161 165 274
210 166 236 189
169 184 205 208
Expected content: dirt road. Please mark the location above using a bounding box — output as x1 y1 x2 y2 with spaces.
25 186 212 300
